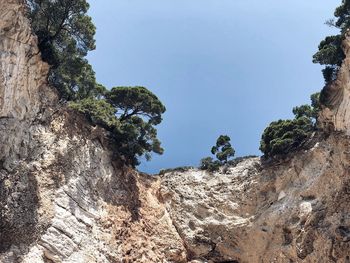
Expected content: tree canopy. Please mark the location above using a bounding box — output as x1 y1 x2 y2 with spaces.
106 87 166 125
260 117 314 157
70 87 166 167
260 93 320 158
26 0 100 100
292 92 320 120
211 135 235 164
261 1 350 158
313 0 350 85
200 135 235 172
107 87 166 166
26 1 167 167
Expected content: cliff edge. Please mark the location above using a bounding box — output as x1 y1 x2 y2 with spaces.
0 1 186 262
1 1 350 263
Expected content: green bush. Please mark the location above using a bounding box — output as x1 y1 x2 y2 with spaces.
26 0 100 100
226 155 258 167
159 166 194 175
69 98 119 129
199 157 221 172
69 87 166 167
260 117 314 157
211 135 235 164
313 1 350 86
26 2 166 167
292 92 320 120
200 135 235 172
260 93 320 158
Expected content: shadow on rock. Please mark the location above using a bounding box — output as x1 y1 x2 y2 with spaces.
0 168 40 252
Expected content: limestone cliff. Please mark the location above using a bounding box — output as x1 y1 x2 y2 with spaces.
1 1 350 263
0 1 186 262
319 32 350 134
161 136 350 262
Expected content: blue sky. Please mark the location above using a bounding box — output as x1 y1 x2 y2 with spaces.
88 0 339 173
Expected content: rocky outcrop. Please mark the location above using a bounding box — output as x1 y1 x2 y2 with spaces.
0 1 186 262
2 0 350 262
160 135 350 262
157 30 350 262
319 32 350 134
0 0 50 120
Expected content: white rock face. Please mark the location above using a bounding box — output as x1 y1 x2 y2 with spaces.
319 32 350 134
0 0 50 120
161 138 350 262
0 2 186 262
2 1 350 263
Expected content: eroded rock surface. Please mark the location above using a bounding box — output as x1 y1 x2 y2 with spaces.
0 0 50 120
161 135 350 262
2 0 350 263
0 1 186 262
319 32 350 135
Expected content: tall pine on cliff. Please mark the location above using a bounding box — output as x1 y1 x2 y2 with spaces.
26 0 166 167
313 0 350 104
260 1 350 158
26 0 100 100
70 87 166 166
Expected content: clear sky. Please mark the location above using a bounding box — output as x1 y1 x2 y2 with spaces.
87 0 340 174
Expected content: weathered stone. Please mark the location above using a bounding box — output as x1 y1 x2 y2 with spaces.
2 1 350 262
160 136 350 262
0 1 186 262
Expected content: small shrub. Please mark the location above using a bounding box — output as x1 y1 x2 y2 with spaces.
260 93 320 158
211 135 235 164
199 135 236 172
199 157 221 172
69 98 119 129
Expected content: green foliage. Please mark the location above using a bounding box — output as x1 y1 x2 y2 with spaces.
313 35 344 67
113 116 164 166
313 35 344 83
69 98 119 129
106 87 166 125
26 0 100 100
260 93 320 157
334 0 350 31
211 135 235 164
106 86 166 166
200 135 235 172
49 58 100 100
199 157 221 172
292 105 313 119
313 1 350 84
260 117 314 157
292 92 320 119
207 156 256 174
26 2 166 167
70 87 166 167
310 92 321 112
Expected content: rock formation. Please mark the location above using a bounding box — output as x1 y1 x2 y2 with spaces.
1 1 350 262
0 1 186 262
319 32 350 134
161 136 350 262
